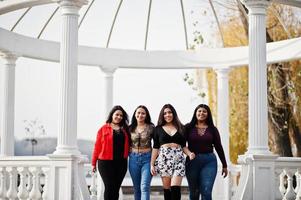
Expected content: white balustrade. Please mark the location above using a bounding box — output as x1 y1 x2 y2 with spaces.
17 167 29 200
6 167 18 200
0 156 91 200
90 172 97 200
26 171 33 192
229 164 242 199
29 167 42 200
294 171 300 195
0 165 46 200
0 167 7 198
275 157 301 200
279 170 287 197
41 167 50 200
297 171 301 199
0 156 300 200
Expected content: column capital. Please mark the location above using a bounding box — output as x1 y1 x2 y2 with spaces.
100 66 117 76
240 0 270 14
215 67 230 73
55 0 88 8
0 53 18 65
215 68 230 78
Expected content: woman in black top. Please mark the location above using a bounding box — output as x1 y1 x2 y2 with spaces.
91 105 130 200
150 104 191 200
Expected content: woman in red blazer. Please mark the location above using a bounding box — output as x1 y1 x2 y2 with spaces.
92 105 130 200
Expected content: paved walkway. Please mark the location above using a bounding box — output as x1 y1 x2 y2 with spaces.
123 193 189 200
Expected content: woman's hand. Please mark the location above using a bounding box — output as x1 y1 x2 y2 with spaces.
189 152 195 160
222 168 228 178
150 165 156 176
92 166 96 173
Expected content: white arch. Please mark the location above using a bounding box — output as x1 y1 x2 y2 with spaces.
0 27 301 69
0 0 52 15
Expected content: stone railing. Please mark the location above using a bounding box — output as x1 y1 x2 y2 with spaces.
0 156 50 200
1 155 299 200
0 155 91 200
0 156 247 200
233 155 301 200
0 156 51 200
229 164 242 199
274 157 301 200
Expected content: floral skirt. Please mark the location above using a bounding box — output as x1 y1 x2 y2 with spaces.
154 146 186 177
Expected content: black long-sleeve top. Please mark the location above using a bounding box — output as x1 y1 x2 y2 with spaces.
185 126 227 168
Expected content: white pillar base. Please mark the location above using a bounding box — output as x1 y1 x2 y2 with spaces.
47 154 90 200
246 146 272 155
233 154 278 200
53 145 81 155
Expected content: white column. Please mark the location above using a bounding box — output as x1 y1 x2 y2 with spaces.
0 54 17 156
242 0 271 155
215 68 230 200
100 66 117 116
54 0 87 155
233 1 278 200
97 66 123 200
216 68 230 161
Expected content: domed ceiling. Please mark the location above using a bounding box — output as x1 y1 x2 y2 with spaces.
0 0 245 50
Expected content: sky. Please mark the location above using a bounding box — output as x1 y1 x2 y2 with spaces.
0 0 223 141
5 58 204 141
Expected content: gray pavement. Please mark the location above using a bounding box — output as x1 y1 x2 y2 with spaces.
123 193 189 200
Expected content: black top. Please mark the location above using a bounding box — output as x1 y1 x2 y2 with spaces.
185 126 227 168
153 126 186 149
113 129 125 160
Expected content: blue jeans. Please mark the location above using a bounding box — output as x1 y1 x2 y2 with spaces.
129 151 152 200
186 153 217 200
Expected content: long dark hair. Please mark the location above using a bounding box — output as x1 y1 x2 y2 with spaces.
106 105 129 129
157 104 183 133
186 104 215 132
129 105 153 132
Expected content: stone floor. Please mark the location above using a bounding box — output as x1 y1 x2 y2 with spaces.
122 187 189 200
123 193 189 200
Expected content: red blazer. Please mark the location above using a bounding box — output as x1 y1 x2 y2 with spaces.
91 123 129 167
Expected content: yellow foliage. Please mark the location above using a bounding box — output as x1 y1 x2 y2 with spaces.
229 67 248 163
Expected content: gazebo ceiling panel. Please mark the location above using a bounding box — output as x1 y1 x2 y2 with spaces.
78 0 121 48
0 0 240 50
0 0 300 57
145 0 187 50
13 4 58 38
0 8 27 30
105 0 150 50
